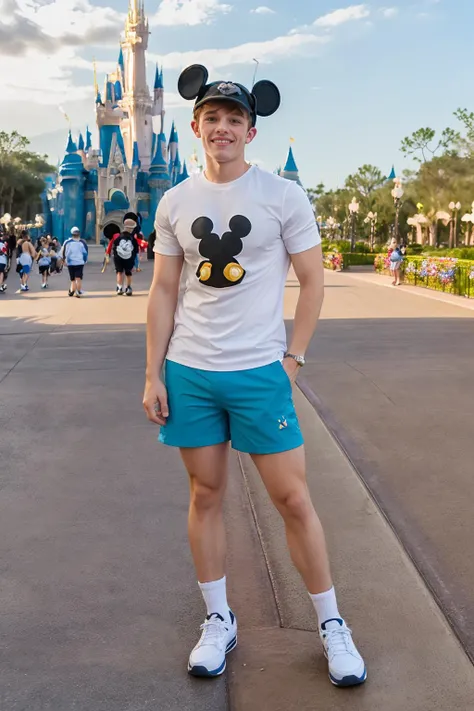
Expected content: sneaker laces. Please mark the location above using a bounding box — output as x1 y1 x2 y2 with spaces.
325 625 354 657
197 614 228 650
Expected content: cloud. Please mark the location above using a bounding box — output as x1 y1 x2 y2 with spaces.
381 7 398 18
314 4 370 28
0 0 123 56
251 6 275 14
150 0 232 26
151 32 329 71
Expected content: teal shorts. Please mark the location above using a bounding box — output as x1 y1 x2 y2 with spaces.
159 360 304 455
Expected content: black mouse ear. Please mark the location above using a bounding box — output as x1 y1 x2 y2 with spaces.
178 64 209 100
123 212 138 224
252 80 281 117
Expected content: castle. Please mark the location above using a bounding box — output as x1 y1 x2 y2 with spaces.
42 0 303 243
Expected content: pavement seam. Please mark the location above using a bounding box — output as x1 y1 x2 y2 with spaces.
0 332 44 386
236 451 285 629
297 375 474 666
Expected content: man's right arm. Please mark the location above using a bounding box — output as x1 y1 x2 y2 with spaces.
143 253 183 425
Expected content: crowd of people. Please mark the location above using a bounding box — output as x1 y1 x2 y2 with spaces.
0 213 152 297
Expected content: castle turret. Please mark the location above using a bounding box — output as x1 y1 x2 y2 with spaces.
152 64 165 135
281 145 303 187
175 160 189 185
148 139 171 236
85 127 92 152
120 0 153 170
168 121 178 169
59 133 87 242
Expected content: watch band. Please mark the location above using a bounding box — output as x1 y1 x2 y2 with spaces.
284 352 305 366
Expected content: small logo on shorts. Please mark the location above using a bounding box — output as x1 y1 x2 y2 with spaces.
278 416 288 430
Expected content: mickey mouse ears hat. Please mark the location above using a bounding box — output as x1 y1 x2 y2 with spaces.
177 64 281 127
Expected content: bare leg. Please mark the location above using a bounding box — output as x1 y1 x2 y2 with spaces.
181 443 229 583
117 273 124 290
252 446 332 594
126 274 133 288
75 277 83 292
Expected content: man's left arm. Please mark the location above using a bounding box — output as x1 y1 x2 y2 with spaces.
283 245 324 382
281 183 324 383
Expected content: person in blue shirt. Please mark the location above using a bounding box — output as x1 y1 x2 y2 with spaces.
60 227 89 298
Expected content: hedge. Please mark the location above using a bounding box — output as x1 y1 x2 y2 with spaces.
323 252 375 271
374 254 474 298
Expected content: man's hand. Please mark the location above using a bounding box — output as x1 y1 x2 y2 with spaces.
282 356 300 384
143 378 169 426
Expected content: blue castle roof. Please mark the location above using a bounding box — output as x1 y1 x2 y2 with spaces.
65 131 78 154
132 141 141 168
118 47 124 71
175 160 189 185
85 127 92 151
154 64 163 90
169 121 178 144
77 133 85 151
283 146 298 173
99 125 126 168
387 165 396 180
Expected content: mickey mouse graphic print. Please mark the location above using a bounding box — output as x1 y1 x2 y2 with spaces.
154 165 320 371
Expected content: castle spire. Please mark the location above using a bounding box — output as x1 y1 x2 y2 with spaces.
281 145 303 187
65 130 78 154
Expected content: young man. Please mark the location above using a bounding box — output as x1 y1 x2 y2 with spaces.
105 214 140 296
61 227 88 297
143 65 366 688
17 232 36 292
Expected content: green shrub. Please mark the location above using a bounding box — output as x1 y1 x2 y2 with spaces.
343 253 375 267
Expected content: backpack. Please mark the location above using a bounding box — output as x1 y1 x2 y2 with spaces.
116 234 134 260
390 248 402 262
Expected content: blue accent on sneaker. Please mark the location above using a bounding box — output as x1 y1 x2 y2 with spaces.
329 667 367 687
321 617 344 631
189 658 227 678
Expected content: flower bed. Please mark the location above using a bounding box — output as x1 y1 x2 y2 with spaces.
374 255 474 298
323 252 375 271
323 251 344 271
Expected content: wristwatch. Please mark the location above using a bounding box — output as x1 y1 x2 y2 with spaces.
284 352 306 367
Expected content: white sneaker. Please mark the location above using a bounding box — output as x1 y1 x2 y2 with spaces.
188 611 237 677
320 618 367 687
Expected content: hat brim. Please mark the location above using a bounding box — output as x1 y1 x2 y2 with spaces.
193 95 255 125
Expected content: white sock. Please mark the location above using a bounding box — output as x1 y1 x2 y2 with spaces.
198 576 230 624
309 586 341 627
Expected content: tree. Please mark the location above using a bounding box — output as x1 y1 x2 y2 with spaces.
345 164 386 201
0 131 54 217
400 126 459 163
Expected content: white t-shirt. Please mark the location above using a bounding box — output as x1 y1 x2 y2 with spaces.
154 165 320 371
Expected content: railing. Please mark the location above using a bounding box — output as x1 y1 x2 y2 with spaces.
374 255 474 299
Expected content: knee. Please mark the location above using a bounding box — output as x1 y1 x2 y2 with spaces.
190 480 224 515
276 488 313 524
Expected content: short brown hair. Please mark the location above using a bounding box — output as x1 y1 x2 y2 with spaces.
193 102 252 128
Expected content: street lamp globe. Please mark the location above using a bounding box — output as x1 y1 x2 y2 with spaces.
348 197 359 214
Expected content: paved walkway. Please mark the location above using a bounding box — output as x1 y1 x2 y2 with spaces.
292 267 474 662
1 253 473 710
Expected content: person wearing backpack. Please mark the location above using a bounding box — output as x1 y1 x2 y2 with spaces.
389 239 403 286
105 213 140 296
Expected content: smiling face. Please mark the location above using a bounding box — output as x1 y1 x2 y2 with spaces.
191 102 257 165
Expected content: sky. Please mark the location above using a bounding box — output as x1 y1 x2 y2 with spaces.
0 0 472 189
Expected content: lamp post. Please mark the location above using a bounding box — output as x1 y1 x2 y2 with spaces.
364 211 377 251
448 201 461 248
461 203 474 246
348 197 359 252
391 178 404 241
